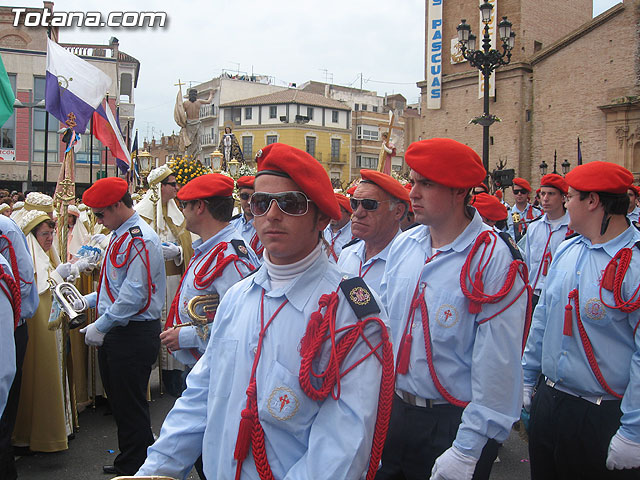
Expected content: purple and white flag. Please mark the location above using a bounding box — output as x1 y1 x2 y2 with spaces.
45 38 111 132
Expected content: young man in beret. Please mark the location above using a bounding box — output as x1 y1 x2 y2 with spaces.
517 173 571 309
338 169 409 293
230 175 263 262
522 161 640 479
79 177 166 476
323 193 353 262
470 192 508 229
377 138 528 480
507 177 542 242
138 143 393 480
626 185 640 225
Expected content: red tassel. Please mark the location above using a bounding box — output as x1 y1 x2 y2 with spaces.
233 408 254 462
469 274 484 314
542 256 549 276
396 333 412 374
563 303 573 336
601 259 617 292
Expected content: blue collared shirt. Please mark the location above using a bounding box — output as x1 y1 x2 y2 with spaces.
518 211 571 295
138 251 390 480
507 203 542 239
0 215 38 320
323 222 352 263
627 206 640 224
0 254 16 417
381 211 526 458
522 226 640 442
86 212 166 332
338 229 401 295
172 224 259 366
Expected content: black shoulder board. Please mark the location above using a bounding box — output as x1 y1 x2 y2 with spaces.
528 215 543 224
342 237 362 249
565 232 580 240
231 213 242 220
635 241 640 251
498 231 523 261
129 226 143 238
634 221 640 231
230 239 249 258
339 276 380 319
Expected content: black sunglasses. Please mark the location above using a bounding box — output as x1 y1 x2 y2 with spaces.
250 191 311 217
350 198 390 211
239 192 251 201
513 189 528 195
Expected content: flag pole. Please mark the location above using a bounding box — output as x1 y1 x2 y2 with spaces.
89 115 94 185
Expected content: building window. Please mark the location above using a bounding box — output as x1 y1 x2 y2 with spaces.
354 104 359 111
0 74 16 149
331 110 339 123
330 138 341 161
372 106 378 113
307 107 314 120
33 77 59 163
266 135 278 145
361 104 367 111
356 125 379 141
245 107 252 120
306 136 316 158
224 107 242 125
242 136 253 159
356 155 378 169
269 106 277 119
75 134 103 165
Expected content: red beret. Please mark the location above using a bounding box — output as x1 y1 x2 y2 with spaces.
346 185 357 196
471 193 508 222
405 138 485 189
335 193 352 214
404 183 414 213
177 174 234 201
540 173 568 194
474 183 489 193
629 185 640 197
565 161 633 195
236 176 255 189
513 177 532 192
360 169 410 203
83 177 128 208
255 143 340 220
495 189 503 200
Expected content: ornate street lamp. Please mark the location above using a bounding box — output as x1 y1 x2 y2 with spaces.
539 160 548 176
561 159 571 175
137 150 154 180
209 150 223 172
457 2 515 181
228 158 241 178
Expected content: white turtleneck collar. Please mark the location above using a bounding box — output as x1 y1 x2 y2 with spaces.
263 242 323 290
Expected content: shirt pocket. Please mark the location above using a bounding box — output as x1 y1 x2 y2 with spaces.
207 337 237 398
429 290 471 344
579 280 614 328
258 359 320 442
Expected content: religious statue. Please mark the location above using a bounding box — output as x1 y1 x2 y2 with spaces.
217 125 243 169
377 110 402 175
174 83 214 161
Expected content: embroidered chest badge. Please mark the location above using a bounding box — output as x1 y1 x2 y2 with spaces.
584 298 606 321
349 286 371 306
267 386 300 421
435 304 459 328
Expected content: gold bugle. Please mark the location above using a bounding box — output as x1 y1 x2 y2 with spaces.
186 293 220 325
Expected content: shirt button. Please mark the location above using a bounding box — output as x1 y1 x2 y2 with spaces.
252 347 257 354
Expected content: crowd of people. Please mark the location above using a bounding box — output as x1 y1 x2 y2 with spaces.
0 138 639 480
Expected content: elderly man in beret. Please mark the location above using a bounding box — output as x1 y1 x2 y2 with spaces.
338 169 409 293
377 138 528 480
138 143 393 480
79 177 166 476
523 161 640 479
507 177 542 242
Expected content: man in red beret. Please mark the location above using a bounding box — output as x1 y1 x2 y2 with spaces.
138 143 393 480
400 182 418 231
508 177 542 242
338 169 409 293
523 161 640 479
79 177 166 476
323 192 353 262
470 192 508 228
378 138 528 480
230 175 263 262
626 185 640 225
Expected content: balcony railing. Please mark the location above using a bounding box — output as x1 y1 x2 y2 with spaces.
200 104 215 119
329 154 347 164
201 133 216 147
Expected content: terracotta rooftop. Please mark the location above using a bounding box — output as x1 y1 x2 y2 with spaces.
221 89 350 110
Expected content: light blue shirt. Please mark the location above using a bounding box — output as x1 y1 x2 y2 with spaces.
230 214 259 253
518 211 571 295
381 211 526 459
85 212 166 332
627 206 640 224
323 221 352 263
522 226 640 442
338 229 401 295
172 224 259 366
0 254 16 417
507 203 542 239
138 251 389 480
0 215 38 320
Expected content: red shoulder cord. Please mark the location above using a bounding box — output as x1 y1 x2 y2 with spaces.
298 291 394 480
250 233 264 258
327 230 342 262
531 225 553 292
96 233 154 316
0 235 22 328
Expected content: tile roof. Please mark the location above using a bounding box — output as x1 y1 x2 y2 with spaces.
221 89 350 110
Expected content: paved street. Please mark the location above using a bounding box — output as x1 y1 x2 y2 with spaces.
16 370 532 479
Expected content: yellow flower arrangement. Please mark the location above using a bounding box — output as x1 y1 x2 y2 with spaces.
169 155 212 186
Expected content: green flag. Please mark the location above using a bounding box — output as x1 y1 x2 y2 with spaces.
0 53 15 128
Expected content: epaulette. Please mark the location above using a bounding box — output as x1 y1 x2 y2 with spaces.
339 276 380 319
564 232 580 240
230 239 249 258
129 226 143 238
231 213 242 220
634 221 640 231
635 241 640 251
342 237 362 249
497 231 523 261
405 222 421 231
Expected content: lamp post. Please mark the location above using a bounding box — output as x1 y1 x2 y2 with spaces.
561 159 571 175
457 2 516 180
210 149 223 172
137 150 154 185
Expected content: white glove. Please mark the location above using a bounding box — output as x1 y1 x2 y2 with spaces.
55 262 73 280
74 257 93 272
606 432 640 470
430 446 478 480
523 383 535 412
71 298 86 311
162 242 181 261
91 233 107 244
80 323 106 347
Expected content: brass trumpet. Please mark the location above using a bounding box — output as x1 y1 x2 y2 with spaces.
174 293 220 328
50 279 89 329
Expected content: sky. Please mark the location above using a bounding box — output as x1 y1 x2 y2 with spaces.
8 0 623 142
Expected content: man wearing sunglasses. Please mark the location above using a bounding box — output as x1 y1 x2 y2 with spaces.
80 177 166 476
135 164 194 397
377 138 528 480
338 169 409 294
230 175 263 262
507 177 542 242
138 143 392 480
323 193 353 262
